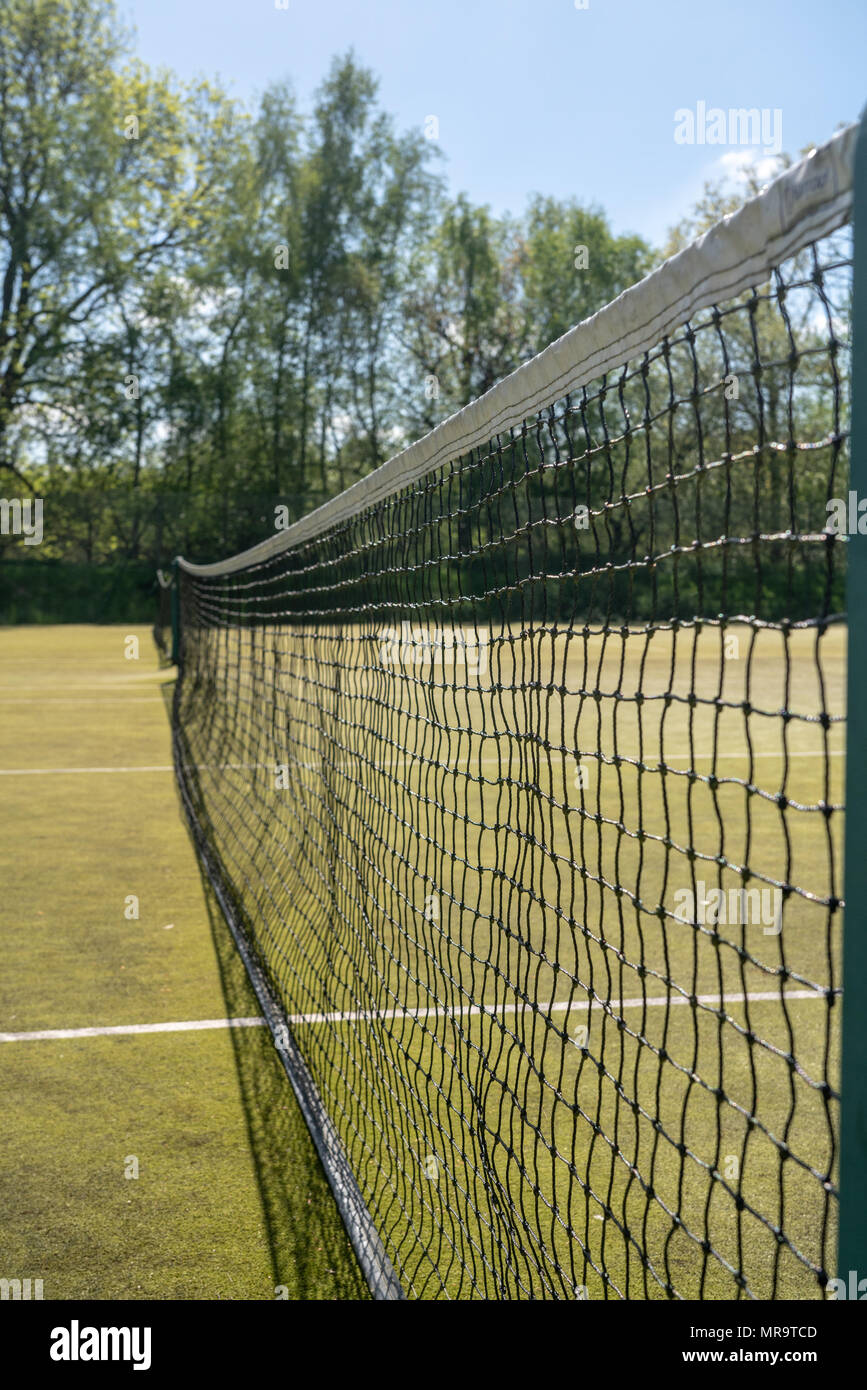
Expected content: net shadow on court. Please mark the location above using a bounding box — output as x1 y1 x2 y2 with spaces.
159 675 370 1301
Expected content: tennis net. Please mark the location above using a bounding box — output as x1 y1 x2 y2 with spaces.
166 124 857 1300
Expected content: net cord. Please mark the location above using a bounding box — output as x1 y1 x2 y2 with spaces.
177 122 856 579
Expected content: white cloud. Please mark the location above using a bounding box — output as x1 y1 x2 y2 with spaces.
711 148 782 188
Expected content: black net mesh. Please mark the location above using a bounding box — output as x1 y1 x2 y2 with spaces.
170 228 851 1299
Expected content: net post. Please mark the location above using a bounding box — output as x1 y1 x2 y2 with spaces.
170 557 180 667
839 103 867 1291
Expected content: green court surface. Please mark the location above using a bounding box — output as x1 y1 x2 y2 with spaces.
1 621 843 1299
0 625 367 1301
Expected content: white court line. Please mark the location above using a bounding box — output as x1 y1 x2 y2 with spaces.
0 765 175 776
283 988 826 1027
0 698 165 705
0 1017 265 1042
0 990 826 1043
0 748 846 776
0 683 165 692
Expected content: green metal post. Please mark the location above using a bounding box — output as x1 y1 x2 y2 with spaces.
839 105 867 1288
170 557 181 667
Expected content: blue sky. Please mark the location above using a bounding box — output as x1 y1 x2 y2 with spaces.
119 0 865 247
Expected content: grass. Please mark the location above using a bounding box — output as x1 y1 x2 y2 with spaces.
0 624 368 1301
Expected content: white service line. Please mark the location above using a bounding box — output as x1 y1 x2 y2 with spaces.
0 989 825 1043
284 988 825 1026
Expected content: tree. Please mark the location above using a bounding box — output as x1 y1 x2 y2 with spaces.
520 196 651 351
0 0 239 493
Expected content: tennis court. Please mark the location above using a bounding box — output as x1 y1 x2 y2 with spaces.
162 123 859 1300
0 624 367 1299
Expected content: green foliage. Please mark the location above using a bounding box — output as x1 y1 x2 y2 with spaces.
0 558 156 623
521 196 652 349
0 4 845 634
0 0 241 499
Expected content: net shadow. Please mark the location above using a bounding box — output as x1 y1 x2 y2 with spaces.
159 677 370 1301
